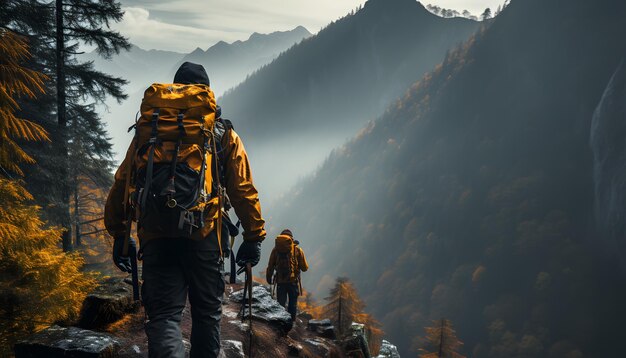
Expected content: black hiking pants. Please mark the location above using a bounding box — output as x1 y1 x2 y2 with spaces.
141 229 228 358
277 282 299 320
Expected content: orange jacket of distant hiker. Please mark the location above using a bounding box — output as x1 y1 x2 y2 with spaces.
266 234 308 284
104 117 266 244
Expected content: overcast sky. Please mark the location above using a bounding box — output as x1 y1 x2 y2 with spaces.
115 0 506 53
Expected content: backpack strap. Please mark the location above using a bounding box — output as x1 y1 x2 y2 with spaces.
212 117 233 193
163 110 186 204
140 109 160 210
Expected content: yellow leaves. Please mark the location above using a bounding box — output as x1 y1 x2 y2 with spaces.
0 29 49 176
0 178 96 354
0 30 47 98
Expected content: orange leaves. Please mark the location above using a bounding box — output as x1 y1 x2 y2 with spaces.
0 29 50 176
0 178 96 354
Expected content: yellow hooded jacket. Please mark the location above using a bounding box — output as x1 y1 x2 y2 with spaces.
104 125 266 244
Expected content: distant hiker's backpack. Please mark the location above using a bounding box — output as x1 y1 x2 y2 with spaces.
274 235 298 283
126 83 223 238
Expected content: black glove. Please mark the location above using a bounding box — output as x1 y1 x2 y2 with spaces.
113 236 136 273
236 240 261 268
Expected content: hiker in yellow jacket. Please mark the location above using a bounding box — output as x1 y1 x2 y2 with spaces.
266 229 308 321
104 62 265 358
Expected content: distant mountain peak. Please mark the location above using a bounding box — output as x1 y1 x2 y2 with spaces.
190 47 204 56
208 40 229 51
249 32 262 41
293 25 312 36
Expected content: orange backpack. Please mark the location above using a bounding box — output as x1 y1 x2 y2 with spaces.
274 235 298 283
127 83 220 238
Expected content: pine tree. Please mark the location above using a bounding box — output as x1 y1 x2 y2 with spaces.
2 0 130 251
419 319 466 358
70 177 110 263
0 178 97 355
322 277 365 336
481 8 493 21
321 278 386 354
0 30 96 354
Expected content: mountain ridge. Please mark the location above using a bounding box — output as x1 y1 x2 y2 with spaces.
218 0 480 199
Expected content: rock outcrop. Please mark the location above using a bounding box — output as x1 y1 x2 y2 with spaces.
78 277 140 329
307 319 336 339
229 285 293 334
376 340 401 358
14 325 120 358
15 279 360 357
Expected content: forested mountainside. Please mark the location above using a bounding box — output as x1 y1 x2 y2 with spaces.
220 0 478 138
219 0 479 199
271 0 626 356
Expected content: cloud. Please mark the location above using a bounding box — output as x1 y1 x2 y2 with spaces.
115 0 503 53
115 0 366 52
114 7 251 52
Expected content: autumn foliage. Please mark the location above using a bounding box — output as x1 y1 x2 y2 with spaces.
321 277 385 355
0 29 96 354
419 319 466 358
0 29 49 176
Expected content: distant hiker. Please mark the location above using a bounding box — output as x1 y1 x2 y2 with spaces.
266 229 308 321
104 62 266 358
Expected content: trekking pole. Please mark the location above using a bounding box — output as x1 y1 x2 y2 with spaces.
239 263 253 357
230 245 237 284
122 215 140 301
230 221 241 284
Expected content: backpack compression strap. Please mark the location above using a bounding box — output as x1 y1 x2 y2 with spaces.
140 109 160 210
163 110 186 205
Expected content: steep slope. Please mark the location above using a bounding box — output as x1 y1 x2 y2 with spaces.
174 26 312 93
270 0 626 356
218 0 479 198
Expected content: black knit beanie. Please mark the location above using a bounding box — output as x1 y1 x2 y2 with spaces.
280 229 293 238
173 62 210 86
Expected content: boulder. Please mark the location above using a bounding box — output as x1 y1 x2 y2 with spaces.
342 334 371 358
219 340 245 358
376 340 401 358
307 318 332 330
14 325 120 358
229 285 293 333
303 338 336 357
78 277 140 329
317 325 337 339
307 319 336 339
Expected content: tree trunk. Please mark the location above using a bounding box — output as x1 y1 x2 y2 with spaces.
438 319 445 358
338 292 342 336
56 0 71 251
73 177 81 247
